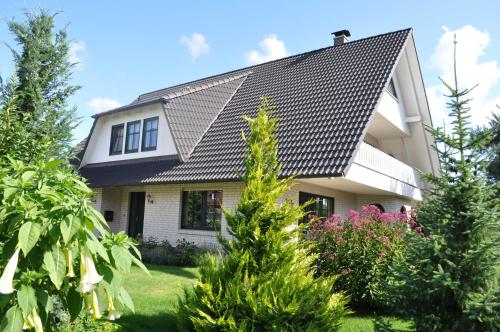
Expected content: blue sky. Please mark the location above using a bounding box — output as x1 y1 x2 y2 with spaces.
1 0 499 142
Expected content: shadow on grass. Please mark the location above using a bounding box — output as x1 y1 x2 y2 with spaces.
115 310 178 332
144 263 198 279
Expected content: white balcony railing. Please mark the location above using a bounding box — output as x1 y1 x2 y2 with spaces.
353 143 422 188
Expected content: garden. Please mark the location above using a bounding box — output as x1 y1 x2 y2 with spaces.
0 9 499 332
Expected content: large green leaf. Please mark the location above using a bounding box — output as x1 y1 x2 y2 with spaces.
43 246 66 290
111 245 132 272
119 287 134 313
85 230 110 263
17 284 36 316
36 290 53 314
60 215 81 244
100 265 122 296
3 187 17 200
66 287 83 321
0 306 23 332
18 222 42 256
21 171 36 184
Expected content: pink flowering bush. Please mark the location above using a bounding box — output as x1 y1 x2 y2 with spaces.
310 205 411 310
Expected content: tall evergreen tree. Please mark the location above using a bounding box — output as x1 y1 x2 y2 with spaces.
0 10 79 162
486 111 500 181
177 98 348 331
386 37 500 331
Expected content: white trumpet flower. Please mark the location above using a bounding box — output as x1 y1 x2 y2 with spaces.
65 248 75 278
76 252 103 293
106 290 122 321
91 290 102 319
0 247 21 294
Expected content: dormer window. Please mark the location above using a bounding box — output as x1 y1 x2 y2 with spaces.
387 78 398 100
142 117 159 151
125 120 141 153
109 124 124 155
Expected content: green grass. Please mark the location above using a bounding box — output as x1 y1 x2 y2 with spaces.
112 264 411 331
115 264 198 331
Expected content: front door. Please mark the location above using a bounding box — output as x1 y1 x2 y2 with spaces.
128 192 145 238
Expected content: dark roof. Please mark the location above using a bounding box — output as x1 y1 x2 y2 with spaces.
80 28 411 186
79 156 179 187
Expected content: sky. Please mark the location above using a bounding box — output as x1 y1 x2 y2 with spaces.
1 0 499 142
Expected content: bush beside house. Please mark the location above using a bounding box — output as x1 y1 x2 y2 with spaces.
309 205 413 311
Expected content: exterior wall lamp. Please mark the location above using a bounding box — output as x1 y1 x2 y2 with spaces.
147 193 154 204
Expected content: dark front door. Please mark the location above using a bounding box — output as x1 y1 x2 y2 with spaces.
128 192 145 238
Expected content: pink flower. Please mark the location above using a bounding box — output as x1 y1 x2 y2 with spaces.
379 236 390 244
380 213 394 223
379 251 387 258
341 268 352 275
347 210 360 223
361 205 382 219
367 231 375 238
336 236 345 244
415 226 423 234
352 220 361 230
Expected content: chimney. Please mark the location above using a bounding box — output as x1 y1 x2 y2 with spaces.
332 29 351 46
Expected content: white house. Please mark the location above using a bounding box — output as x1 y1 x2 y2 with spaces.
75 28 438 248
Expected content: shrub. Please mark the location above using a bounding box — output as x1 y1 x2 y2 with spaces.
139 237 200 266
176 99 349 331
310 205 410 310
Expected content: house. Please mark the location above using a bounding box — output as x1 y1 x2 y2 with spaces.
76 28 438 248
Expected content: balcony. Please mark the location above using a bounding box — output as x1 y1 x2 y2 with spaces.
301 142 423 200
352 142 422 188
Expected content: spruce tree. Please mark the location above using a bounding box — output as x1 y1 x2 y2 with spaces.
177 98 348 331
387 37 500 331
0 10 79 162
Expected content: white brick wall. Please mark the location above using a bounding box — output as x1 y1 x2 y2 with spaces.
91 180 415 247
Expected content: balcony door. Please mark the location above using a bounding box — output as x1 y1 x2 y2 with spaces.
128 192 145 238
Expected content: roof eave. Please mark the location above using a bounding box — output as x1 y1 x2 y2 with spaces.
91 98 167 118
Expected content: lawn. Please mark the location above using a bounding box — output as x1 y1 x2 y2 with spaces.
113 264 412 331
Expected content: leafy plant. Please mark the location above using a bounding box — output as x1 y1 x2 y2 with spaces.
386 38 500 331
176 98 348 331
0 158 148 331
310 205 411 311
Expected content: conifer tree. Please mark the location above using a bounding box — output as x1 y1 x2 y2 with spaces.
387 37 500 331
0 10 79 162
177 98 348 331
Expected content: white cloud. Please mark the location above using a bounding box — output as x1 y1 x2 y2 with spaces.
245 34 289 65
426 25 500 127
88 97 122 114
180 33 210 60
69 40 86 68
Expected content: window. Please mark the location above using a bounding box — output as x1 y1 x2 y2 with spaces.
299 192 334 223
141 117 159 151
181 190 223 231
387 78 398 100
109 124 124 155
370 203 385 213
125 120 141 153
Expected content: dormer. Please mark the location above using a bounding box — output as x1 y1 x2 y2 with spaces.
80 101 177 167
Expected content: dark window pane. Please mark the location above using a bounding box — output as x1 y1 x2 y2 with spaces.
125 121 140 153
142 117 158 151
181 190 222 231
299 192 334 223
388 78 398 99
109 124 124 155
